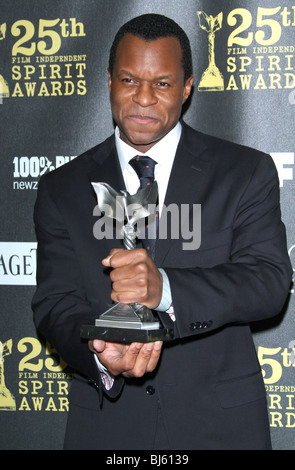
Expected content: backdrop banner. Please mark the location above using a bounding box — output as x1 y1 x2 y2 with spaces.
0 0 294 450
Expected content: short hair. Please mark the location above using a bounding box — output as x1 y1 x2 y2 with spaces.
109 14 193 82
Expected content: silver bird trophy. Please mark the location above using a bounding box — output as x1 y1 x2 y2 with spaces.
80 181 174 343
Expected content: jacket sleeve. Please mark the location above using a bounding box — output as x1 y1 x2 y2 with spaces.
31 175 124 400
164 153 292 339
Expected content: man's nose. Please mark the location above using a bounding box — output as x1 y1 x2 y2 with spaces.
132 83 158 107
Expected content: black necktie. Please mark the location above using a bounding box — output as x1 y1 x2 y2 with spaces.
129 155 158 254
129 155 157 189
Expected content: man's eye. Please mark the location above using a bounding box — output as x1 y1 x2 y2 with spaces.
157 81 170 87
122 78 135 84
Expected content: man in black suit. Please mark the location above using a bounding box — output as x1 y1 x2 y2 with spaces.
32 14 292 450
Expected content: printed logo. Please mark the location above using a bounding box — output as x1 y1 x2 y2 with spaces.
1 18 87 99
198 12 224 91
0 336 72 413
0 22 6 40
289 80 295 104
197 6 295 92
271 152 294 187
12 155 76 190
0 23 9 103
0 242 37 285
0 340 16 411
0 74 9 102
258 344 295 428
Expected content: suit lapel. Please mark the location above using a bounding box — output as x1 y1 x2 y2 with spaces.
87 135 125 192
155 123 212 265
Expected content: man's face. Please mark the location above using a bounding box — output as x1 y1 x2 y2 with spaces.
108 34 193 152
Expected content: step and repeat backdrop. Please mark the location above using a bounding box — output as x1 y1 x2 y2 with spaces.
0 0 294 450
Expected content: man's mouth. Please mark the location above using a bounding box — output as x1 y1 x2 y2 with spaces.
127 115 158 124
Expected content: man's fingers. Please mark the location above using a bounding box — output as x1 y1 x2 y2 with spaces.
120 342 143 370
89 339 106 354
91 340 162 377
145 341 162 372
122 341 162 377
101 249 123 267
103 248 147 268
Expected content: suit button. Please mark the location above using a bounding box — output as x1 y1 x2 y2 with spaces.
189 322 203 330
146 385 155 395
190 321 212 330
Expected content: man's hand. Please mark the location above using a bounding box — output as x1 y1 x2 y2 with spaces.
89 339 162 377
88 249 164 378
102 248 163 309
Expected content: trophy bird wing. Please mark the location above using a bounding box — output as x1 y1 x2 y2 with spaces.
126 181 158 225
126 181 158 208
197 11 223 33
91 182 125 222
213 13 223 32
197 11 211 32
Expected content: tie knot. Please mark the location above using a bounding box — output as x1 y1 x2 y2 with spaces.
129 155 157 188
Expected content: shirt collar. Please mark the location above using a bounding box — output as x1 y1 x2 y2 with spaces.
115 122 182 174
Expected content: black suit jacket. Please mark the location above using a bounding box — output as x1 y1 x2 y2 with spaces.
32 122 292 449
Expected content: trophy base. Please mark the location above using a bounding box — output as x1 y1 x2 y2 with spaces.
80 323 174 343
0 393 16 411
198 66 224 92
198 85 224 92
80 302 174 342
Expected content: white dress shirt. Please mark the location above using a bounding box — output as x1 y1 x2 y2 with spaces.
115 122 181 216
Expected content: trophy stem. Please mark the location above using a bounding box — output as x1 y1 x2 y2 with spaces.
208 32 216 68
122 223 136 250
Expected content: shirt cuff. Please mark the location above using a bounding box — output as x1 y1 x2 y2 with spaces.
93 354 114 390
156 268 173 312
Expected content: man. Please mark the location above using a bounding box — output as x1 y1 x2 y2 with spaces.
32 14 291 450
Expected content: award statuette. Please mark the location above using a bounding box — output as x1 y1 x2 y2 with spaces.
197 11 224 92
80 181 174 343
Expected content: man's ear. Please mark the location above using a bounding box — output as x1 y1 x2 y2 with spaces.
182 75 194 104
107 68 112 92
